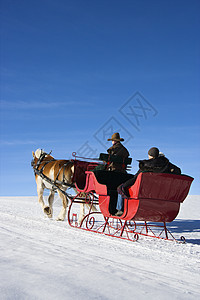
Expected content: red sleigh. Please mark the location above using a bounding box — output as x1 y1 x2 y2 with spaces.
68 170 193 242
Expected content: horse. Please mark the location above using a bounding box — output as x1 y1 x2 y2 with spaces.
31 149 97 222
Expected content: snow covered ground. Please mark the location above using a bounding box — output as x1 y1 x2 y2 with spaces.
0 195 199 300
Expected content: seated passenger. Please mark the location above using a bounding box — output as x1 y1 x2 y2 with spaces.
107 132 130 173
115 147 181 216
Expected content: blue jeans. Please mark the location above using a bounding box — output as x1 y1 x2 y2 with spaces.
116 194 124 211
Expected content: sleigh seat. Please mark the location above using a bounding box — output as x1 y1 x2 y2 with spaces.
75 171 194 223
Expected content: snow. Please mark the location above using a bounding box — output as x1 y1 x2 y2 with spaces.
0 195 200 300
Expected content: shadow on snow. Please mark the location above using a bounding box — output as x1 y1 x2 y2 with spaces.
166 219 200 245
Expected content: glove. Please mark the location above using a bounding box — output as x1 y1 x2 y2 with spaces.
117 184 129 198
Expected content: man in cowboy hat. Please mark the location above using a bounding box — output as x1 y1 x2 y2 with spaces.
107 132 130 173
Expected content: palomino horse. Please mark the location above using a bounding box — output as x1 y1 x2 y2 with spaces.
32 149 97 222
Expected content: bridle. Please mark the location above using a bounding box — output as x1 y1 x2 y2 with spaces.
31 150 55 172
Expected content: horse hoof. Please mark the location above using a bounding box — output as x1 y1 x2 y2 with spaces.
56 217 64 221
44 206 52 216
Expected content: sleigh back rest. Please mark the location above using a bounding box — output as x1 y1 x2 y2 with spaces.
129 172 194 202
72 160 99 190
93 170 134 190
75 170 134 194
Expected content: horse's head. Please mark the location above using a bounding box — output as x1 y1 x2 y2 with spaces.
34 149 46 159
31 149 53 168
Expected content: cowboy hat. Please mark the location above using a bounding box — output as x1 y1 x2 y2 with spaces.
107 132 124 142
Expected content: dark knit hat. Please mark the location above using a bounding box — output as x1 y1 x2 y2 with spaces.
148 147 159 158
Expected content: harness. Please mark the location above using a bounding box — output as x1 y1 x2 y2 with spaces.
31 152 99 201
33 166 75 201
54 161 75 187
31 151 75 190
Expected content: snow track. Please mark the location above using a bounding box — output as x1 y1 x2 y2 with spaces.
0 196 200 299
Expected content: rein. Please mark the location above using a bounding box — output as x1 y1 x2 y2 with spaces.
72 152 100 161
32 152 75 190
32 151 99 203
33 167 74 200
32 160 97 201
32 151 54 172
55 161 75 187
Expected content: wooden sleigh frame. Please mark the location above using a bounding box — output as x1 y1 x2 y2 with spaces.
67 170 193 242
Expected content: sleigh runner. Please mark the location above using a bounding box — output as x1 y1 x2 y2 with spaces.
31 150 193 243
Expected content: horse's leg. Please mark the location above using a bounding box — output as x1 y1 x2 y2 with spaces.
78 199 97 224
56 189 68 221
48 190 55 217
43 190 55 218
36 181 46 215
78 201 85 224
36 177 53 218
86 203 97 212
77 193 97 224
72 187 85 224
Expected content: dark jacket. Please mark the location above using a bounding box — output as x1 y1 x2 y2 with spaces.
138 156 181 174
107 142 130 172
119 156 181 196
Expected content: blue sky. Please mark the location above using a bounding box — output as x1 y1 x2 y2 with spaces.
0 0 200 196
